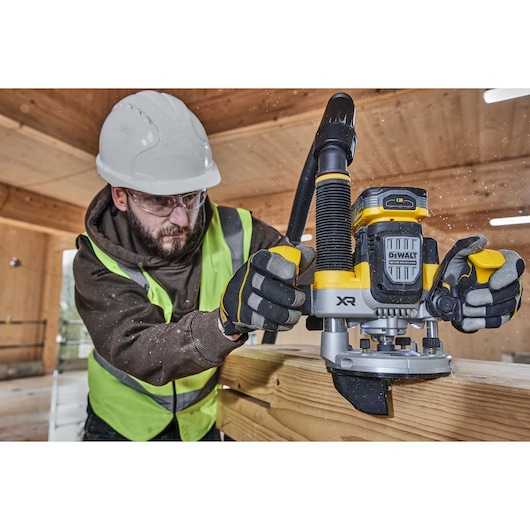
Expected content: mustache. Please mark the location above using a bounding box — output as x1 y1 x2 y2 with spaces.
157 226 192 238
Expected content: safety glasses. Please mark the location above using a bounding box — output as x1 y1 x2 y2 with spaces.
126 189 207 217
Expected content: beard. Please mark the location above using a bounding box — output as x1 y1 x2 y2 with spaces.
126 207 204 262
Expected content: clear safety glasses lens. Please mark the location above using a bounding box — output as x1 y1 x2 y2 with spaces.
129 190 207 216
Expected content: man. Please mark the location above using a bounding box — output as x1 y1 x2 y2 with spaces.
74 90 312 441
75 90 524 442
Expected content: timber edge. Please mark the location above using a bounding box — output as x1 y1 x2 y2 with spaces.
217 344 530 441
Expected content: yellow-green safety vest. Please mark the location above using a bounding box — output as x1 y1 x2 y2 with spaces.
84 203 252 441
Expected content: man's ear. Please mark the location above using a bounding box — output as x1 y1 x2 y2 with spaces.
111 187 128 212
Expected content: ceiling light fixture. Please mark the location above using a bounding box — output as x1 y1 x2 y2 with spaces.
489 215 530 226
483 88 530 104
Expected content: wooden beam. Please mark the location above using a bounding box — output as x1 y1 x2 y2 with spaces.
217 345 530 441
0 183 85 235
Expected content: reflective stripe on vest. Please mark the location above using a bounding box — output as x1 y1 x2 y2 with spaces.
92 350 219 412
84 203 252 440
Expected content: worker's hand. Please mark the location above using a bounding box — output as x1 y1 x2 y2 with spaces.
441 235 525 333
219 249 307 336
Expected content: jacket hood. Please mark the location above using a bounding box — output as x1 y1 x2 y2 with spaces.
83 185 212 269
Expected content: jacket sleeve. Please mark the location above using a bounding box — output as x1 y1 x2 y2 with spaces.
248 216 290 253
73 216 288 386
73 235 247 386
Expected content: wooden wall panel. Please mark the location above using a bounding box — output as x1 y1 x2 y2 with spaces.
0 224 46 364
0 222 76 372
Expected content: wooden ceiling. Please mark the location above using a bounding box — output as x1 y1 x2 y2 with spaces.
0 88 528 261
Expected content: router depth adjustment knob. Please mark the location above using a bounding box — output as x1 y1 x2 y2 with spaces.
423 337 441 353
396 337 412 349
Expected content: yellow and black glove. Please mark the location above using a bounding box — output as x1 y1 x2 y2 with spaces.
428 235 525 333
219 246 312 336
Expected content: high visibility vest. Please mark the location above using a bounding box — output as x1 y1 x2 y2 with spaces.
83 204 252 441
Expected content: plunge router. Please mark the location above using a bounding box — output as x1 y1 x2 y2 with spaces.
272 92 506 416
314 185 452 416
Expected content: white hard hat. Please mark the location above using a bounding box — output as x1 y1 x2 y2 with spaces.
96 90 221 195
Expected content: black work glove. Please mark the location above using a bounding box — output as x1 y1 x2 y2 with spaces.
437 235 525 333
219 247 309 336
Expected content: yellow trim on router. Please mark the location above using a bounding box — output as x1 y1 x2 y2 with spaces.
352 206 429 230
312 262 440 291
315 173 352 185
422 263 439 290
312 262 371 290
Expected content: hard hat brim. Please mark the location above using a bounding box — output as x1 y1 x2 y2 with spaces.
96 154 221 195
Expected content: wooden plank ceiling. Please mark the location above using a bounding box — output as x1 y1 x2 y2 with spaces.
0 88 528 261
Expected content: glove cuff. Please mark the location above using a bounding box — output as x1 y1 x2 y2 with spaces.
217 314 243 341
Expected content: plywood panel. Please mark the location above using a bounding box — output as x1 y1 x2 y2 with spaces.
0 225 46 322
